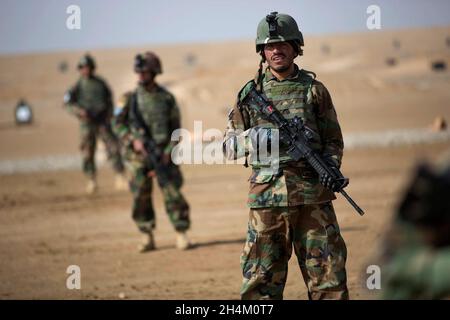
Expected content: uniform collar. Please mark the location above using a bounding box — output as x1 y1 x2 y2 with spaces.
264 64 300 82
138 82 159 93
80 74 96 81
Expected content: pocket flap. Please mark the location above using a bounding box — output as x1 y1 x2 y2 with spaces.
249 169 274 184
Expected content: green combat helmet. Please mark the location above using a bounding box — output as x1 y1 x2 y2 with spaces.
134 51 162 75
256 12 304 55
77 53 96 70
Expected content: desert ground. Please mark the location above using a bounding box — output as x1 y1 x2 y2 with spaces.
0 26 450 299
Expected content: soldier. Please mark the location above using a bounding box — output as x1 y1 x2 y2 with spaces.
379 151 450 299
223 12 348 300
64 54 127 194
113 52 191 252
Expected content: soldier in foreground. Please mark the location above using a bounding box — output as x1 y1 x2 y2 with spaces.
113 52 191 252
223 12 349 300
379 151 450 299
64 54 127 194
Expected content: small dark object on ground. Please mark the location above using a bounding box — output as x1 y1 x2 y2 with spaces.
321 44 331 55
393 39 401 49
58 61 68 73
431 61 447 72
185 53 197 67
385 57 397 67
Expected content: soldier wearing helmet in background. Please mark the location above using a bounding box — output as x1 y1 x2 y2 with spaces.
64 53 127 194
113 52 191 252
223 12 348 299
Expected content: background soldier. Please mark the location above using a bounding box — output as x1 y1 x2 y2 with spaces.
64 53 127 194
379 151 450 299
223 12 349 300
113 52 191 252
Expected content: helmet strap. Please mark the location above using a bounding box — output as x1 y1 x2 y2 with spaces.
255 56 265 92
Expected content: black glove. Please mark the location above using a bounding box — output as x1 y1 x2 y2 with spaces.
320 157 348 192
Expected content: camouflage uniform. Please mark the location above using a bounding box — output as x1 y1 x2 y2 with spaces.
66 75 124 178
113 85 190 234
379 151 450 300
224 64 348 300
380 222 450 300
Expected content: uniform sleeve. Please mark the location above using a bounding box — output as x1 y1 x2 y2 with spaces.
102 79 114 118
222 100 254 160
64 82 83 117
311 81 344 167
127 93 146 142
112 92 134 146
163 94 182 156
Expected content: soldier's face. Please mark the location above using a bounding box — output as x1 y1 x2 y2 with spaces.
137 71 154 86
79 66 93 77
264 42 296 73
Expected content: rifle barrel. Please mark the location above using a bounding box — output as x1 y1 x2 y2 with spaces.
339 190 365 216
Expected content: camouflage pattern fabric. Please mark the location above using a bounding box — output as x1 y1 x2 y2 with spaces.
241 202 348 300
130 85 181 149
126 157 190 233
66 75 114 120
380 151 450 300
113 84 190 233
224 65 344 207
79 120 124 178
380 221 450 300
66 76 124 177
224 64 348 300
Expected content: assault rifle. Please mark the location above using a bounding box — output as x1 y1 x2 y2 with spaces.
242 81 365 216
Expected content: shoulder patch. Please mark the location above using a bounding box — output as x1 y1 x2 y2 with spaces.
94 75 106 83
300 68 317 80
157 85 175 103
118 91 133 108
237 80 256 104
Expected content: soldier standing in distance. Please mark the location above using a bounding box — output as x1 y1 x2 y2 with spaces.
223 12 349 300
113 52 191 252
64 54 127 194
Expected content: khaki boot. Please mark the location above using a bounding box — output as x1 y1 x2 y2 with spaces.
176 231 192 250
86 178 98 194
115 173 128 191
138 231 155 253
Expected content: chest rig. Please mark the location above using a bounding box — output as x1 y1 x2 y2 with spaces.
77 77 108 113
135 86 172 145
247 69 322 165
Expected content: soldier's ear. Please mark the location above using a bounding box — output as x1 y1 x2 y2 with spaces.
287 41 300 58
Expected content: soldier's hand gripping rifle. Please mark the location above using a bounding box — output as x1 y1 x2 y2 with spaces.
130 94 170 188
242 81 365 216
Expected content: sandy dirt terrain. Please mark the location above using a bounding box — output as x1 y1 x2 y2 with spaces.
0 26 450 299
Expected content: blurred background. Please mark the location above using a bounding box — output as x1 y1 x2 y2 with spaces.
0 0 449 299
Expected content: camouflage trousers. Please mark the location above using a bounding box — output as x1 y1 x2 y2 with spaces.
126 159 190 234
240 202 348 300
79 120 125 178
